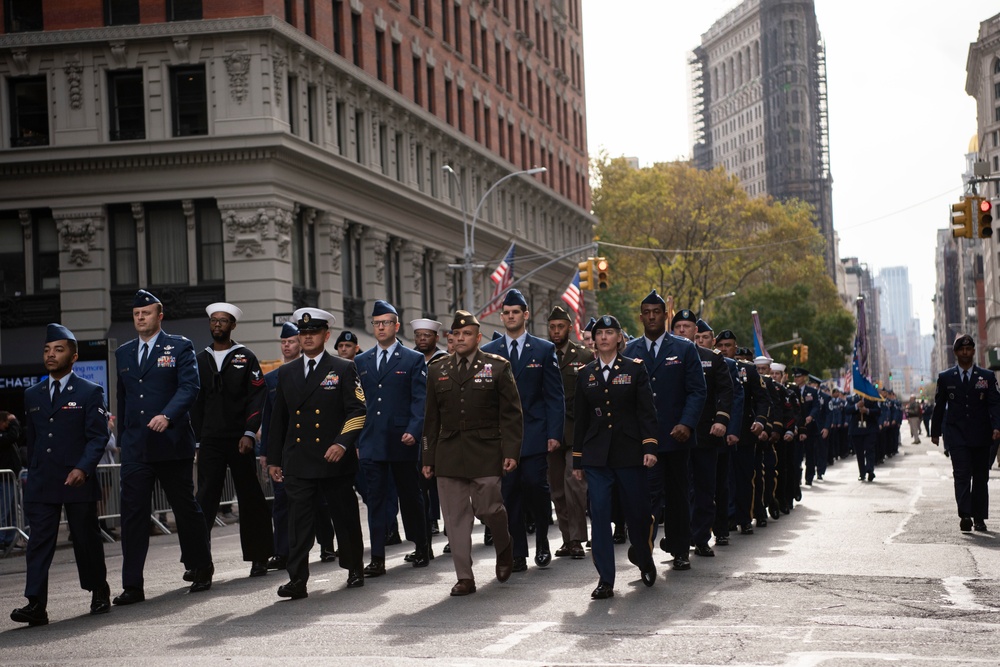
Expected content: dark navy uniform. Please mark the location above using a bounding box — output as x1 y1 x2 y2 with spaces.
689 345 733 551
729 357 771 529
845 394 881 480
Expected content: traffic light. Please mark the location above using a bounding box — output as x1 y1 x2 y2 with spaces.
792 343 801 361
952 198 974 239
578 258 595 291
594 257 610 290
800 344 809 363
978 197 994 238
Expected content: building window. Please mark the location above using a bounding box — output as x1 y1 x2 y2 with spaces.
4 0 43 32
170 66 208 137
110 207 139 287
106 0 140 25
351 11 362 66
199 207 224 283
445 78 454 124
995 58 1000 75
33 216 60 292
424 0 433 30
292 210 317 290
421 251 436 317
470 20 478 67
343 225 363 298
333 0 345 55
457 87 465 132
288 76 299 135
426 66 436 113
354 110 365 163
412 55 423 105
415 144 425 191
441 0 450 43
147 204 189 285
395 132 405 181
410 0 419 19
379 124 389 175
392 41 402 92
0 217 26 296
166 0 202 21
376 28 386 82
109 70 146 141
454 5 462 53
484 106 491 149
285 0 295 23
995 106 1000 123
385 238 403 307
473 98 481 142
9 77 49 147
303 0 314 37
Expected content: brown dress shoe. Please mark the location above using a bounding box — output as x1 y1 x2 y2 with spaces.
495 540 514 583
450 579 476 596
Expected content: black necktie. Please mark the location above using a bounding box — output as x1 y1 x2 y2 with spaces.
649 341 657 359
963 370 971 385
459 357 469 379
306 358 316 380
603 365 611 381
380 349 388 372
139 343 149 368
51 381 61 405
510 340 520 366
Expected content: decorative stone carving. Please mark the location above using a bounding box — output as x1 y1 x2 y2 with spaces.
318 212 344 273
223 209 265 258
182 199 195 230
108 41 128 69
224 51 251 104
56 217 103 267
273 53 287 104
406 244 423 295
373 243 386 283
19 210 32 241
131 202 145 234
325 85 334 125
65 60 83 110
172 37 190 63
12 49 28 76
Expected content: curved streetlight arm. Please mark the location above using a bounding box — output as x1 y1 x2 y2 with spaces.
442 165 469 251
469 167 546 257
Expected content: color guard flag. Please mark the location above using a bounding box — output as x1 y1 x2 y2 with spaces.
480 242 516 317
852 297 883 401
751 310 770 360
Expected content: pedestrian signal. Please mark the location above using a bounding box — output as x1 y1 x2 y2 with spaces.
952 198 974 239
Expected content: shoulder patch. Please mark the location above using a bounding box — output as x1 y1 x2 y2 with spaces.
634 357 643 364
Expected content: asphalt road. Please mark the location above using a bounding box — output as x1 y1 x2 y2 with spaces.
2 439 999 666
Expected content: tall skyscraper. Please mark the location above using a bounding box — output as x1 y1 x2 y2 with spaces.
690 0 835 278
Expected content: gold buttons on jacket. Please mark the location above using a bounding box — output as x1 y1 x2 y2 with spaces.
315 423 320 428
296 438 301 443
295 423 300 429
296 410 301 415
315 409 320 414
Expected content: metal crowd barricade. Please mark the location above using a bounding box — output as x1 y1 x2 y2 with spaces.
0 468 29 556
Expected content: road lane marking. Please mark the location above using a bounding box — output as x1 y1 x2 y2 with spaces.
482 621 556 654
941 576 993 611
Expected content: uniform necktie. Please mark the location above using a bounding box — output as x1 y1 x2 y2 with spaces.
510 340 519 366
963 370 971 385
459 357 469 380
306 358 316 380
649 341 657 359
380 349 388 372
603 365 611 382
139 342 148 368
51 381 61 405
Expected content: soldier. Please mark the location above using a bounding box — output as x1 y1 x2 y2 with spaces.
828 388 847 462
791 368 821 488
10 324 110 626
547 305 593 560
481 289 564 572
335 331 362 360
623 291 706 571
572 315 658 599
266 308 367 599
582 317 597 352
845 392 881 482
810 375 832 478
191 302 273 578
113 290 214 605
409 317 447 547
355 300 430 576
422 310 521 596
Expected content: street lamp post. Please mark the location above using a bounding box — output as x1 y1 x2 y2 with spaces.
698 291 737 318
443 165 546 312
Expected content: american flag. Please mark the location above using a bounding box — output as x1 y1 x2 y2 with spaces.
561 271 585 340
480 242 516 317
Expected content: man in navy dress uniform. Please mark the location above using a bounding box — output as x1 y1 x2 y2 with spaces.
481 289 564 572
845 393 881 482
623 291 706 571
931 334 1000 532
10 324 110 626
114 290 214 605
355 300 429 576
573 315 658 599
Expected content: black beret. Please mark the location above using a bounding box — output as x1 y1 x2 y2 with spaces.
671 309 696 327
716 329 736 343
953 334 975 350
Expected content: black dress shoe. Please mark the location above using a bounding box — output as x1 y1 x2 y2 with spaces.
182 569 195 582
693 544 714 557
757 518 767 528
960 517 973 532
512 557 528 572
640 563 657 587
569 541 587 559
534 548 552 568
483 526 494 546
591 581 614 599
113 588 145 606
188 564 214 592
346 569 365 588
430 521 440 535
780 506 791 515
739 524 754 535
613 527 627 544
526 520 536 535
412 547 430 568
363 558 386 577
714 535 729 546
443 542 451 553
867 473 875 482
267 555 288 571
277 580 308 600
10 601 48 626
659 537 669 552
385 530 402 546
250 561 268 577
974 520 988 532
404 551 417 562
769 506 780 520
672 556 691 570
794 490 802 502
554 543 571 558
90 582 111 615
319 548 338 563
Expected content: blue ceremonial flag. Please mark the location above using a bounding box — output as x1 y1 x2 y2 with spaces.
751 310 770 359
852 297 883 401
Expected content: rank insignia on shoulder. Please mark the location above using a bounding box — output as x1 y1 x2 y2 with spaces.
634 358 643 364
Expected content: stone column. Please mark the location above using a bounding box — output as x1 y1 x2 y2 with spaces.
52 206 110 341
315 209 345 320
400 241 424 329
361 227 388 337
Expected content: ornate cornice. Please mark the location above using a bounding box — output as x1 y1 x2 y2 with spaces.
0 147 279 178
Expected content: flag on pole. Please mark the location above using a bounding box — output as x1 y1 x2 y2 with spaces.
561 271 585 340
480 242 516 317
852 297 882 401
751 310 770 359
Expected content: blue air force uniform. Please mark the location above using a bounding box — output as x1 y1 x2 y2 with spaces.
845 394 881 480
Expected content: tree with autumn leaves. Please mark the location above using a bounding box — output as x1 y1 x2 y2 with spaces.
591 155 854 375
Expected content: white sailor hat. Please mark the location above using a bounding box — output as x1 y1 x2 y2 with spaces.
770 362 786 372
410 318 442 333
206 302 243 322
292 307 336 330
753 355 772 366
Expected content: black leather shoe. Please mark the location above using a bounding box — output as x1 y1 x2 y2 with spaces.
769 506 780 520
591 581 614 599
740 524 754 535
714 535 729 546
267 555 288 571
659 537 669 552
672 556 691 571
569 541 587 559
693 544 714 557
512 557 528 572
319 548 338 563
10 601 48 626
250 561 268 577
794 490 803 502
277 580 308 600
90 582 111 615
757 518 767 528
182 569 195 582
534 547 552 568
483 526 494 546
404 551 417 562
960 517 973 532
346 569 365 588
974 519 988 532
613 526 627 544
430 521 440 535
188 564 214 592
526 520 536 535
640 563 656 587
385 530 402 546
112 588 145 606
412 546 430 568
363 558 386 577
867 473 875 482
443 542 451 553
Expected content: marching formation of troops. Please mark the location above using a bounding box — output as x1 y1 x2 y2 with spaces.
8 286 975 626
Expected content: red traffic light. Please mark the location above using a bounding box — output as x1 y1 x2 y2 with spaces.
981 199 993 213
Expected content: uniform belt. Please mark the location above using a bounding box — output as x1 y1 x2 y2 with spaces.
456 420 500 430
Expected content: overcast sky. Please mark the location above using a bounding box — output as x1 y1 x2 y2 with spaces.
582 0 997 336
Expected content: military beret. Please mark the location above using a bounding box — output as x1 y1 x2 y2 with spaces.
502 289 528 309
641 290 666 307
790 367 810 377
451 310 480 330
410 318 442 333
293 307 335 331
280 322 299 339
335 331 358 347
716 329 736 343
132 289 160 308
737 347 752 357
371 300 398 317
592 314 622 332
583 317 597 333
548 305 572 322
696 318 712 333
671 309 696 327
45 323 76 343
953 334 975 350
206 302 243 322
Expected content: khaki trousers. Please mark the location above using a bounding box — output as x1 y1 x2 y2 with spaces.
547 445 589 544
437 475 511 581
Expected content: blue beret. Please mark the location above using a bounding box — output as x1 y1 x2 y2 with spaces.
132 289 160 308
593 315 622 332
45 323 76 343
583 317 597 333
372 300 398 317
671 309 696 327
641 290 666 307
280 322 299 339
696 318 712 333
335 331 358 347
502 289 527 308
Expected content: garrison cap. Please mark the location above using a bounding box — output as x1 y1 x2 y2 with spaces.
335 331 358 347
671 309 697 327
502 289 528 309
45 323 76 343
410 318 442 333
206 302 243 322
953 334 975 350
641 290 666 307
809 375 823 385
451 310 480 330
371 300 398 318
280 322 299 339
592 314 622 333
696 318 712 333
548 305 572 322
132 289 161 308
293 307 335 331
583 317 597 333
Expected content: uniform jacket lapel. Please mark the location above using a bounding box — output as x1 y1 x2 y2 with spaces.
646 337 666 373
378 344 401 380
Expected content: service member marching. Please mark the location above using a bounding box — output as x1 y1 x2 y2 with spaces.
11 324 111 626
572 315 658 599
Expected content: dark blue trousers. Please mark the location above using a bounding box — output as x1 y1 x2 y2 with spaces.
24 501 106 606
950 445 992 520
688 446 719 546
361 459 427 558
731 440 756 526
501 453 551 559
585 465 652 586
648 449 690 557
853 432 877 477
